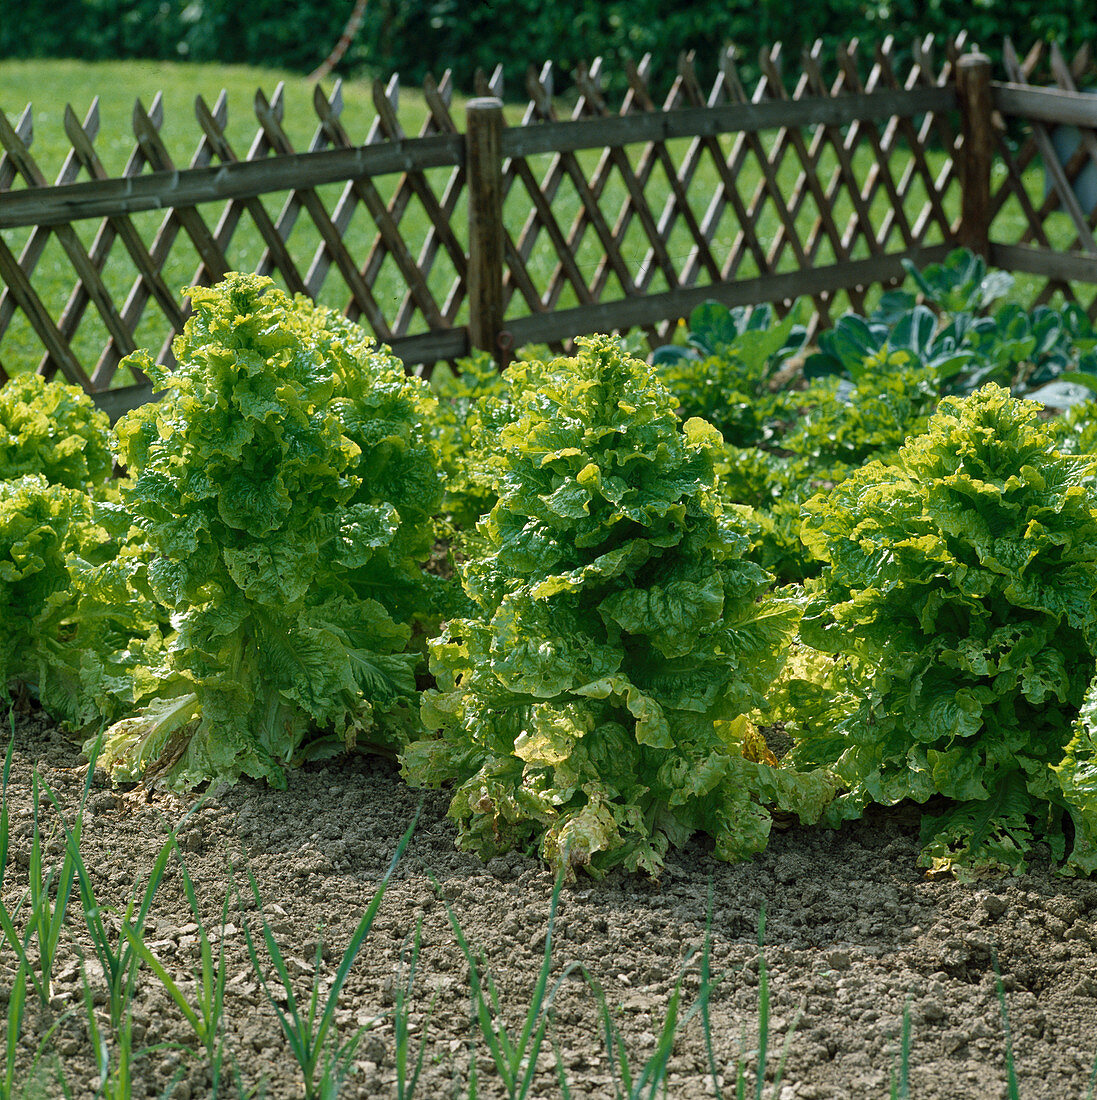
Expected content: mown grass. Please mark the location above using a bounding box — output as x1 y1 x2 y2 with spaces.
3 56 1060 386
2 719 1097 1100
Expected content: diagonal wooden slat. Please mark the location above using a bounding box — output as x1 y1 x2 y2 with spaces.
0 235 93 388
800 49 879 265
991 40 1097 313
637 55 724 290
836 43 917 253
132 99 231 283
515 58 646 312
673 54 769 288
756 45 863 312
872 38 955 244
194 91 309 296
1042 43 1097 307
311 84 447 334
125 95 232 375
571 63 679 303
253 87 392 337
723 48 833 322
594 55 719 328
1002 42 1097 257
0 105 140 381
252 83 327 283
62 101 184 347
412 71 468 329
503 63 601 314
0 106 42 371
365 75 468 325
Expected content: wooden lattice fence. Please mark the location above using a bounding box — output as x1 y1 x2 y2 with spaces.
986 40 1097 312
1 34 1096 418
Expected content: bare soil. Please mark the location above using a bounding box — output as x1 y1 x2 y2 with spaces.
5 707 1097 1100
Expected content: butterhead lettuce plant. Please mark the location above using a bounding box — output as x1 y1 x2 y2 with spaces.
97 274 441 789
796 383 1097 876
403 336 834 876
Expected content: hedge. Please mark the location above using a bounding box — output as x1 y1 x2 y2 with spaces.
4 0 1096 100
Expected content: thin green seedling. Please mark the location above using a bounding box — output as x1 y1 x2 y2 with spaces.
720 907 801 1100
467 1041 478 1100
42 740 204 1029
393 917 437 1100
122 839 232 1092
580 891 727 1100
0 726 39 999
24 763 94 1007
1085 1046 1097 1100
551 1036 571 1100
239 806 420 1100
4 972 79 1100
438 862 579 1100
224 1055 270 1100
69 955 188 1100
0 713 15 896
3 961 29 1100
698 881 726 1098
992 950 1020 1100
584 962 689 1100
888 1000 912 1100
0 718 96 1011
3 963 78 1100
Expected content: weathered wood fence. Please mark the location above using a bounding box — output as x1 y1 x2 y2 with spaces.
1 34 1096 418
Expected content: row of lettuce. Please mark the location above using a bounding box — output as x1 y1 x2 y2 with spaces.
5 252 1097 880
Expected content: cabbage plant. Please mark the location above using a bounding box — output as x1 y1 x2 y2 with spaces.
796 383 1097 875
97 274 441 789
404 336 834 876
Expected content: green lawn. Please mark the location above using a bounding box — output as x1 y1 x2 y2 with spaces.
0 58 1059 382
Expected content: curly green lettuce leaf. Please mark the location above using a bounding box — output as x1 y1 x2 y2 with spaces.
1053 674 1097 876
0 474 167 730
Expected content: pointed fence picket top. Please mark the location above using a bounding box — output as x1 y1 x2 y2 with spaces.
0 35 1095 418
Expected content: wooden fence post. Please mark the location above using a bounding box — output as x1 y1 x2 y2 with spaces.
464 97 507 364
955 52 994 257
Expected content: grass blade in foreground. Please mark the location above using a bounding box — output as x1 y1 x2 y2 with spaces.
585 964 688 1100
0 717 98 1012
889 1001 912 1100
694 903 800 1100
993 951 1020 1100
25 762 92 1008
240 806 421 1100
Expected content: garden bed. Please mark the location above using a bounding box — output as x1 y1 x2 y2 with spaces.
6 706 1097 1100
